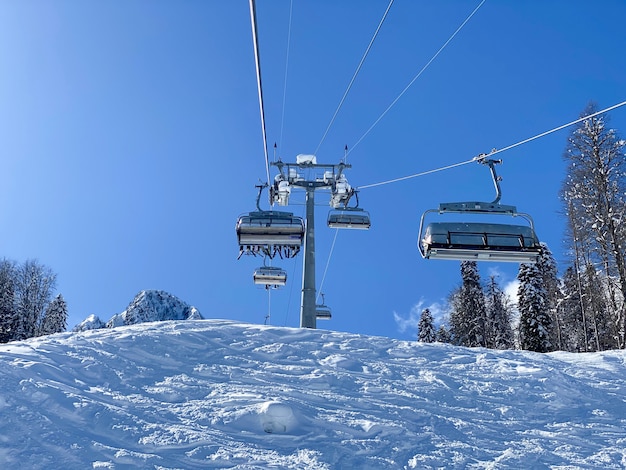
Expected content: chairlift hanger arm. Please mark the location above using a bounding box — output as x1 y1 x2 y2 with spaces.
254 182 269 211
474 155 502 205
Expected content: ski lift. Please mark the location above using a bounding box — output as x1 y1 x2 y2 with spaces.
315 293 332 320
236 184 305 259
253 266 287 288
316 307 332 320
315 294 332 320
418 157 542 263
327 209 371 230
327 190 371 230
237 210 305 257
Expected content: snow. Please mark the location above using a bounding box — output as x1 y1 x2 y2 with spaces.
1 319 626 469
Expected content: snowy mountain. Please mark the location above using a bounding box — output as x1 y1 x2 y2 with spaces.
73 289 202 331
1 319 625 469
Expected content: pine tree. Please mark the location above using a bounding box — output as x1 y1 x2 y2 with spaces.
0 260 17 343
449 262 488 347
536 244 562 350
518 261 553 352
436 324 452 343
484 276 514 350
39 294 68 336
417 308 436 343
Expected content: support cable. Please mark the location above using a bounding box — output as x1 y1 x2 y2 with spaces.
249 0 271 186
315 0 395 156
265 288 271 325
317 228 340 303
279 0 294 153
347 0 487 158
358 99 626 190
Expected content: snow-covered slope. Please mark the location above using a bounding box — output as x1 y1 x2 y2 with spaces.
73 290 202 331
1 320 625 469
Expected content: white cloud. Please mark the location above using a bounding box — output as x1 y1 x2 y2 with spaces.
503 279 520 306
394 299 447 334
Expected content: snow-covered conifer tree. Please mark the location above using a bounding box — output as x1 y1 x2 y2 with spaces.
417 308 436 343
39 294 68 336
436 324 451 343
536 244 562 350
449 262 488 347
517 262 552 352
0 260 17 343
484 276 514 350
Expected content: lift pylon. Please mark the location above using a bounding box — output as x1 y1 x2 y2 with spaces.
269 155 368 328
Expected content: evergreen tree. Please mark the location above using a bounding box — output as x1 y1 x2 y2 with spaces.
536 244 562 350
0 260 17 343
436 324 452 343
484 276 514 350
39 294 68 336
518 261 553 352
417 308 436 343
449 262 488 347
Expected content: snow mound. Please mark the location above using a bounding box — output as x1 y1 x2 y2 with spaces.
258 401 297 434
73 290 202 331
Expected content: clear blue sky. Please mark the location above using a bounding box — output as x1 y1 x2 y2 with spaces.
1 1 625 340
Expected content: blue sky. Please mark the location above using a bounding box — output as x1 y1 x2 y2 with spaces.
1 1 625 340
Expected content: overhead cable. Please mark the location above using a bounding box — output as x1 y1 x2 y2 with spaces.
249 0 271 186
358 99 626 190
483 99 626 159
315 0 395 156
347 0 487 158
279 0 294 152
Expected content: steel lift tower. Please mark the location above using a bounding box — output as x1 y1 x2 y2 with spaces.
271 155 356 329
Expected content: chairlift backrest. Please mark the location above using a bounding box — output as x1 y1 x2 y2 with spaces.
419 220 541 263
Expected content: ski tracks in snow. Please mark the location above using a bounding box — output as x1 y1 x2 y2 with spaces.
0 320 625 469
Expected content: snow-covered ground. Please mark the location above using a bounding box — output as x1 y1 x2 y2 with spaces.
1 319 625 469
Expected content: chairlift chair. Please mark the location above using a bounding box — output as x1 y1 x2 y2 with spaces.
315 293 332 320
253 266 287 288
237 211 305 258
418 158 542 263
315 306 332 320
327 208 371 230
327 189 371 230
236 184 305 259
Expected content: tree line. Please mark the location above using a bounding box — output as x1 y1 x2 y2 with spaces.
0 259 67 343
418 104 626 352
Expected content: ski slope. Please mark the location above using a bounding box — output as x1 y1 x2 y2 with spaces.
1 320 625 469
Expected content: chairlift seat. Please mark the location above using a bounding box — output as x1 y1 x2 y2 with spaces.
236 211 305 246
327 210 371 230
315 306 332 320
421 222 541 263
253 266 287 286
